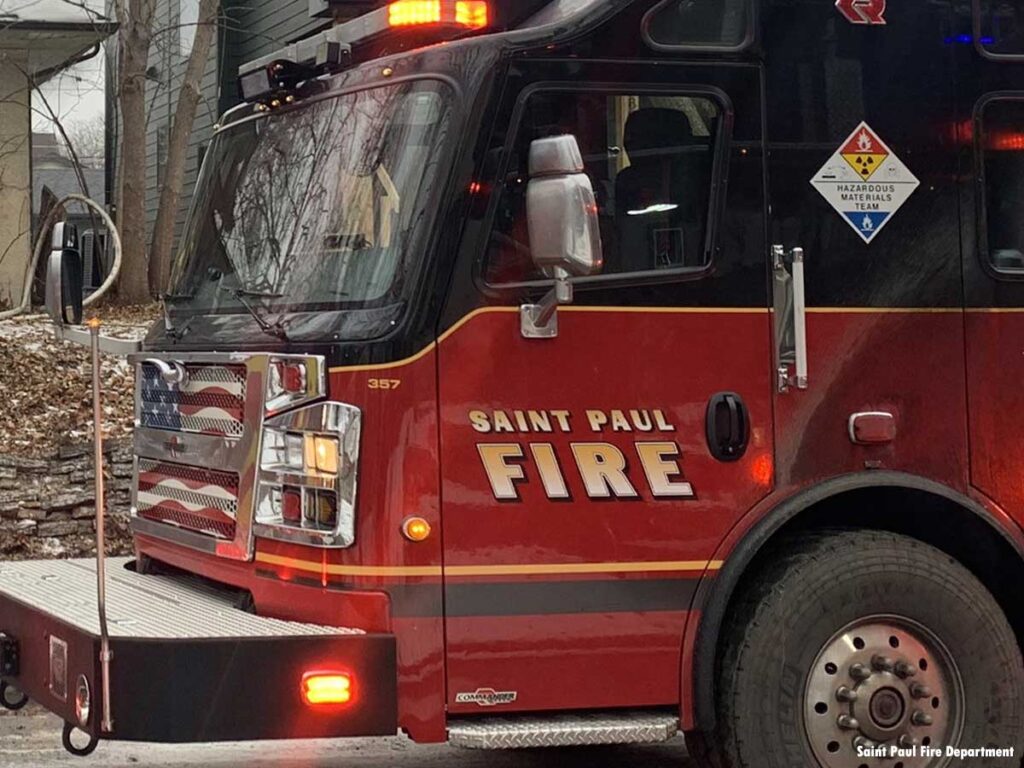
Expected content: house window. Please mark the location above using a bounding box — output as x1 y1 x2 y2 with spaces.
178 0 201 57
484 89 726 286
643 0 752 51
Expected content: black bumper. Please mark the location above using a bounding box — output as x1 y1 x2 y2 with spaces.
0 559 397 743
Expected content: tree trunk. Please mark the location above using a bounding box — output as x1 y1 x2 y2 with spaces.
115 0 156 304
148 0 219 296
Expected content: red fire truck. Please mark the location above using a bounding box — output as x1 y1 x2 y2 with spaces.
3 0 1024 765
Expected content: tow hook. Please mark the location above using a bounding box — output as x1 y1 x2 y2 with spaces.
0 680 28 711
62 722 99 757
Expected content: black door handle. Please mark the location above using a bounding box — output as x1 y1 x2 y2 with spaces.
705 391 749 462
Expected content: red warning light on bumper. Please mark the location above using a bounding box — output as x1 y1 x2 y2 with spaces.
301 672 353 706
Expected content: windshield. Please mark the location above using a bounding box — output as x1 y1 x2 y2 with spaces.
168 79 455 319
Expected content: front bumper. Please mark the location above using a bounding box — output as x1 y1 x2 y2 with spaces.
0 558 396 742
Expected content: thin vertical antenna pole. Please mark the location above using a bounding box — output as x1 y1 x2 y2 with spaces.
88 319 114 733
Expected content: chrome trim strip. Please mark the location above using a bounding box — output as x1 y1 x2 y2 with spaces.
135 428 252 473
130 516 219 553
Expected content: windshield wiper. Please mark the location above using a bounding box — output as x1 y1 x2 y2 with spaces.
161 293 194 340
218 285 290 341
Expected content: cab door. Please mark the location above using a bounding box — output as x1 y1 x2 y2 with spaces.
437 59 773 714
958 5 1024 528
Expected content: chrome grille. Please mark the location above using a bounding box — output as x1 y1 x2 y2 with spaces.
136 459 240 539
131 352 325 561
139 363 246 436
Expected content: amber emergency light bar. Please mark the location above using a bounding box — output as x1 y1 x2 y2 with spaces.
238 0 491 105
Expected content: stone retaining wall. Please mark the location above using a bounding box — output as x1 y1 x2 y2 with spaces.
0 439 133 539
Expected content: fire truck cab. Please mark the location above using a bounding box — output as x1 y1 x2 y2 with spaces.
4 0 1024 765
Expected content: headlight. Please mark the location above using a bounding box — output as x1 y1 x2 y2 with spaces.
261 428 305 470
254 401 360 548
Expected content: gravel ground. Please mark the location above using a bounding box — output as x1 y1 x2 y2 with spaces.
0 707 692 768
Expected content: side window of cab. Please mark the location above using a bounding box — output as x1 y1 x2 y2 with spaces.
483 89 727 287
974 0 1024 59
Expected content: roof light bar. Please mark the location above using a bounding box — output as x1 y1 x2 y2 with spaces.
389 0 441 25
387 0 488 29
238 0 491 102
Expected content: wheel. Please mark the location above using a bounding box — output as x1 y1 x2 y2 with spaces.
689 529 1024 767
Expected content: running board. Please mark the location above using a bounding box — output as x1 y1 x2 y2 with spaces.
447 711 679 749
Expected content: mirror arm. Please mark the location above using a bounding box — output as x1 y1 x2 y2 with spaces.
521 267 572 339
52 324 142 355
534 270 572 327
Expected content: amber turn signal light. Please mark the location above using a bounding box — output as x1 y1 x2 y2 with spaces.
401 516 431 542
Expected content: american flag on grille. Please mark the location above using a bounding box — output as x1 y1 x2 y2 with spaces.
139 363 246 437
136 459 240 539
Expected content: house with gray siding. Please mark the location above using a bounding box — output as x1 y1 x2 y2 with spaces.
124 0 378 264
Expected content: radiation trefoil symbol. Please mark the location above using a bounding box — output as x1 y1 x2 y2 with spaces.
809 121 920 244
841 126 888 180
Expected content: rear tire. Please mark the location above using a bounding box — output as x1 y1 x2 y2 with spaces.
688 529 1024 767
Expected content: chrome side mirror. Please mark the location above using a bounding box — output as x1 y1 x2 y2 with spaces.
521 135 603 338
44 221 84 326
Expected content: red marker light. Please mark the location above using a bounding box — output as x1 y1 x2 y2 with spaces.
301 672 353 706
282 487 302 524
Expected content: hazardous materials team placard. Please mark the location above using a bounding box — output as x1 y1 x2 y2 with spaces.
810 121 920 243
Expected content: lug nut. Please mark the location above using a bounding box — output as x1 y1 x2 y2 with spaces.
850 663 872 680
836 685 858 703
837 714 860 730
899 734 919 748
872 655 895 672
853 736 876 750
911 710 933 726
910 683 932 699
895 661 917 678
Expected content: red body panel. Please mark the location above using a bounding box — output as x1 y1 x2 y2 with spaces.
677 308 977 728
135 305 1024 739
966 311 1024 521
438 306 774 713
140 348 449 742
774 310 970 490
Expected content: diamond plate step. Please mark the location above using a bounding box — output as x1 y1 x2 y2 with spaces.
447 711 679 749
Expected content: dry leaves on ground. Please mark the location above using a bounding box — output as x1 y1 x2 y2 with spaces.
0 304 158 457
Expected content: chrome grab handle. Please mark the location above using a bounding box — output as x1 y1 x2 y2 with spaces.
772 244 808 393
791 247 808 390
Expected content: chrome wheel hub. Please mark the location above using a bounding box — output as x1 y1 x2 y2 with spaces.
804 617 963 767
